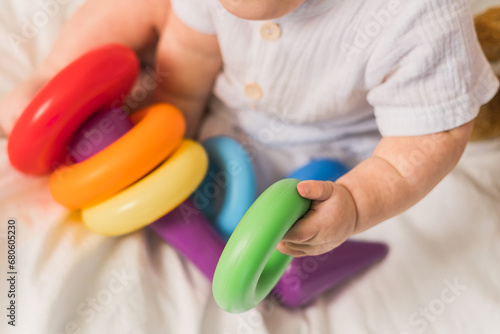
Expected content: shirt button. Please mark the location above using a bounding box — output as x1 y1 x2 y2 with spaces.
260 22 281 41
244 83 263 100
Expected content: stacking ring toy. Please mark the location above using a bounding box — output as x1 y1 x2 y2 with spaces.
49 104 185 208
212 178 311 313
150 199 225 281
63 107 224 276
8 44 139 174
194 136 256 240
288 159 349 182
82 139 208 236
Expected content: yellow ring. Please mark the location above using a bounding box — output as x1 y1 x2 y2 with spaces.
82 140 208 236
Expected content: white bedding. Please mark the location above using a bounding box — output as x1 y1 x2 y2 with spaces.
1 1 499 333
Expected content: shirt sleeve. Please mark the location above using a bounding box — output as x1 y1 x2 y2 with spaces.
170 0 216 35
365 0 499 137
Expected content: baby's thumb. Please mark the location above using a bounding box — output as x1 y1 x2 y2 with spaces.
297 180 334 202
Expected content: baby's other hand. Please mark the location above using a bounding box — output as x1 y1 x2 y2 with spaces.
276 180 357 257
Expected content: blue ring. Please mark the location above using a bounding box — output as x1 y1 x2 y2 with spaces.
192 136 256 241
287 159 350 181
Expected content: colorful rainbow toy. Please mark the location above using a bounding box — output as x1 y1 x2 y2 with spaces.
7 44 388 315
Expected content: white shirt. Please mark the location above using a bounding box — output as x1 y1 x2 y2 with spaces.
171 0 499 189
171 0 497 137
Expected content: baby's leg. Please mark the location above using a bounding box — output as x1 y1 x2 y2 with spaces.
1 0 169 135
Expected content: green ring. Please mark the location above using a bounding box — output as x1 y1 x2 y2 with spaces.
212 178 311 313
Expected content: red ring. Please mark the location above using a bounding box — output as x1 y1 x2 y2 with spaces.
8 44 139 175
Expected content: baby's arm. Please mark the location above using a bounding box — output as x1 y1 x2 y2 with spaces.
154 11 222 137
278 121 473 257
0 0 167 136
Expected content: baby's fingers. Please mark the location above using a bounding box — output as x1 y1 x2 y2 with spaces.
277 239 334 257
276 181 358 257
276 242 308 257
281 209 320 244
277 207 343 257
284 180 336 244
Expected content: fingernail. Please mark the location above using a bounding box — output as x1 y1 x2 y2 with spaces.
299 183 309 196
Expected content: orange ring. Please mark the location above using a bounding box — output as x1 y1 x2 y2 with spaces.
49 103 186 209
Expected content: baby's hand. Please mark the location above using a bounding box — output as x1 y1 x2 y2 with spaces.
276 180 357 257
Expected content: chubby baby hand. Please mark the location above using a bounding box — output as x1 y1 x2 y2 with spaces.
276 180 357 257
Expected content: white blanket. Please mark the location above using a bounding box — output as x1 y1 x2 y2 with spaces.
1 1 499 333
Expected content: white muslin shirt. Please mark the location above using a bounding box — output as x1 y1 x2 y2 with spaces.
171 0 499 191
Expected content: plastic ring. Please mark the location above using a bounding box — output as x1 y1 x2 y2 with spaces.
288 159 349 182
49 104 185 209
8 44 139 175
150 199 226 281
193 136 256 240
212 178 311 313
273 240 388 307
66 107 134 163
82 139 208 236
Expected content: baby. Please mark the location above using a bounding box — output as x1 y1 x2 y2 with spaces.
1 0 498 257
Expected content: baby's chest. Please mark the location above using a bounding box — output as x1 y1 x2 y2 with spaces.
215 17 367 115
